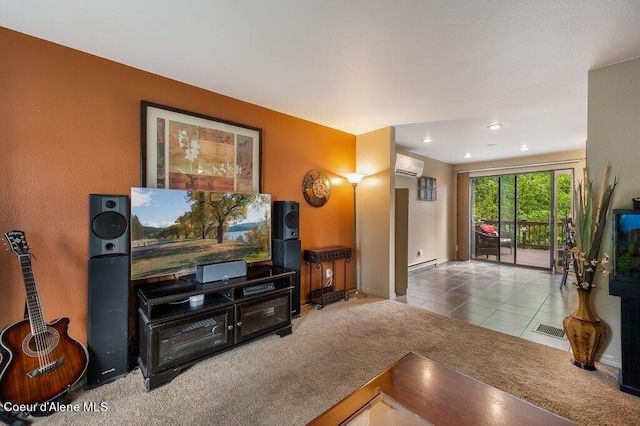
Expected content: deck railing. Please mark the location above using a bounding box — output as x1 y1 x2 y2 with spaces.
481 220 564 250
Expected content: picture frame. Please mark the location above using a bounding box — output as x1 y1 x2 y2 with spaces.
141 101 262 193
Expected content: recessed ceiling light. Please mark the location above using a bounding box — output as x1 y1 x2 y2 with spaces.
423 137 432 143
487 123 503 130
464 152 471 159
520 144 529 151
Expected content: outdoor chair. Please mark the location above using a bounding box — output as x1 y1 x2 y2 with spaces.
474 221 513 258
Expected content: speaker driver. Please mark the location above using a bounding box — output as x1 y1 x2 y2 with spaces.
285 211 299 229
92 211 127 240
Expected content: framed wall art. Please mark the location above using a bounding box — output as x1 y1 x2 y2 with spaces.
141 101 262 192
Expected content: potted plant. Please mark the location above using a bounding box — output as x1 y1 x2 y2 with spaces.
563 166 617 370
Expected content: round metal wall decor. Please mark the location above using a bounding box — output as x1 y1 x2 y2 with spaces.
302 169 331 207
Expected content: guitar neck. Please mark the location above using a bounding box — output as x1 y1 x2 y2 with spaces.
18 254 47 335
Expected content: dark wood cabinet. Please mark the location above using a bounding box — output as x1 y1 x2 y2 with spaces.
137 266 294 390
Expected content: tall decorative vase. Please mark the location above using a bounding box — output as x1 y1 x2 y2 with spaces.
563 288 606 370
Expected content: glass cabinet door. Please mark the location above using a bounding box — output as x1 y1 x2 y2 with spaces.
152 307 233 373
235 291 291 343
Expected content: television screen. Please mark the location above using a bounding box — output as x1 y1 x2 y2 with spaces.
613 210 640 280
130 187 271 281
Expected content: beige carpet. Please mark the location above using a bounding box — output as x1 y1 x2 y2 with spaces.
25 297 640 425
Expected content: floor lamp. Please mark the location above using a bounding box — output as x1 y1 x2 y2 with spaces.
346 173 366 299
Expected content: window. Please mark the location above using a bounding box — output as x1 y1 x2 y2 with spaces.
418 176 436 201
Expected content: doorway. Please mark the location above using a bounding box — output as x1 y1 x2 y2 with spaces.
470 170 573 269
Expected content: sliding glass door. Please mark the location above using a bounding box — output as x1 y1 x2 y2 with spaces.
470 170 572 270
515 172 553 268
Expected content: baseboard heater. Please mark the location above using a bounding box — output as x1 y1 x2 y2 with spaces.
408 258 438 272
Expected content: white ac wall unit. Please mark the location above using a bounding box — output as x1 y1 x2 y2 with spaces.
395 153 424 177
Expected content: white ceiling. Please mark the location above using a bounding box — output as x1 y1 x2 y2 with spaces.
2 1 640 165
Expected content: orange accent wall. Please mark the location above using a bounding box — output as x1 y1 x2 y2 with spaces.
0 27 356 344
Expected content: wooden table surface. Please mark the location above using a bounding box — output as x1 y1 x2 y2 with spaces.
308 352 574 425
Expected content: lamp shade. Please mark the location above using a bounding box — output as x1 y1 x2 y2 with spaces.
346 173 366 184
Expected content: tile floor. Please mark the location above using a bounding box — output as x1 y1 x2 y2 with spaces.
395 260 578 351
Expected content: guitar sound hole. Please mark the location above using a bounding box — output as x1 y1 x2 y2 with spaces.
22 327 60 357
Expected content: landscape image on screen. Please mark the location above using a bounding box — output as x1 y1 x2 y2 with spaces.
614 213 640 279
131 187 271 280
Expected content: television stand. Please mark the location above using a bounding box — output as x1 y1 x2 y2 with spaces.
136 265 294 391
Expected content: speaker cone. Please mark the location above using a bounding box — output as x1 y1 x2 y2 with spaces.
92 212 127 240
284 211 299 229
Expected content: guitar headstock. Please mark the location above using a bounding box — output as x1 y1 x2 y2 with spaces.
4 230 29 256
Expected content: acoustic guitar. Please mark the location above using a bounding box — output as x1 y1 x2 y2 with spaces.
0 230 88 406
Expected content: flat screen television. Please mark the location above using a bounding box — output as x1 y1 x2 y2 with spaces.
612 209 640 282
130 187 271 281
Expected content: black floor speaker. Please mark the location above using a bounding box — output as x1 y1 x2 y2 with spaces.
87 194 130 389
272 239 301 316
87 255 129 389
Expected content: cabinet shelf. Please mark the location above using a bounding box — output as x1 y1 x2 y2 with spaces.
138 265 294 321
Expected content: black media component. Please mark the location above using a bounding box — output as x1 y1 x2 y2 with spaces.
86 255 129 389
86 194 130 389
272 238 301 316
273 201 299 240
242 282 276 296
89 194 129 257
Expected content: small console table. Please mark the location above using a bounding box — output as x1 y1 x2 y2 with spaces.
137 265 294 391
304 246 351 309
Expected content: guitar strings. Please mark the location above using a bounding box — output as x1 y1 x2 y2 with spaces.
11 236 55 375
27 255 46 370
23 253 51 372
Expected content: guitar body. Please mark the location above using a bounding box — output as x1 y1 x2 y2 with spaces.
0 317 88 405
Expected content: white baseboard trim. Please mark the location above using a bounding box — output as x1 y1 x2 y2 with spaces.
599 354 622 369
360 287 390 299
408 258 438 272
